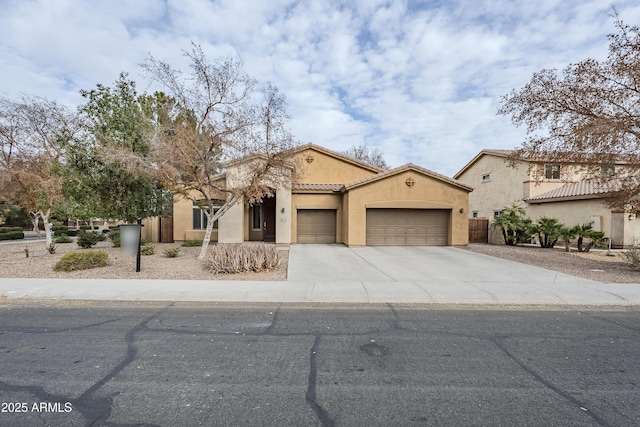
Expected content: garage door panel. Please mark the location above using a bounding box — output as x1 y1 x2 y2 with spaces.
297 210 337 244
366 209 448 246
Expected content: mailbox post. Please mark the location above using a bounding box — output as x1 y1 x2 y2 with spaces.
119 219 143 272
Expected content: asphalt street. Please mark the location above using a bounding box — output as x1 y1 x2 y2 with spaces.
0 302 638 427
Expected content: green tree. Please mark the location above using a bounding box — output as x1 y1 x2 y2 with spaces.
529 217 564 248
574 223 606 252
490 202 532 246
63 74 169 222
558 226 579 252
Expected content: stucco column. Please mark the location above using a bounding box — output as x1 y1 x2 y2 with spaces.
275 184 292 245
218 199 244 243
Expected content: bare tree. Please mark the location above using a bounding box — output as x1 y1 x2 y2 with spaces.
142 45 299 260
0 96 81 245
341 144 389 169
498 12 640 207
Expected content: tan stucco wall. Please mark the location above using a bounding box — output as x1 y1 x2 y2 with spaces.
291 193 344 243
343 171 470 246
527 199 611 240
456 155 528 219
293 148 377 184
172 195 220 242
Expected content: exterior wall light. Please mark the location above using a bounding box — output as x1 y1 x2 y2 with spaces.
629 214 635 221
459 208 464 214
281 207 285 213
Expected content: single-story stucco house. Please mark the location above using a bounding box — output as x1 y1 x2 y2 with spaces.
144 143 472 247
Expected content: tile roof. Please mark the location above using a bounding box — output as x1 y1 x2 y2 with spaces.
343 163 473 192
292 183 344 192
525 179 622 203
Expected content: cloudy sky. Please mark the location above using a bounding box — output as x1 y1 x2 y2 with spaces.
1 0 639 176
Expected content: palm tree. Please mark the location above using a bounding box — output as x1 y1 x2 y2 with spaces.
530 217 564 248
574 223 606 252
558 226 578 252
490 202 532 246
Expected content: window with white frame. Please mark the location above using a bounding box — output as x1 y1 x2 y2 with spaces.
493 210 502 219
472 211 479 218
481 173 491 182
192 202 220 230
544 164 561 180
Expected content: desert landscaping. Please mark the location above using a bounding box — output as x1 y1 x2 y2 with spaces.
1 238 639 284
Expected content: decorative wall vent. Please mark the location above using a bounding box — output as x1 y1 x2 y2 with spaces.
405 177 415 187
305 154 314 164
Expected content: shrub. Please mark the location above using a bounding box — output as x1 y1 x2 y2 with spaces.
77 230 103 249
529 217 564 248
207 243 280 274
163 247 181 258
623 242 640 270
52 226 68 235
181 239 203 247
0 226 24 234
108 228 121 248
0 231 25 240
53 250 110 271
54 235 73 244
140 243 155 256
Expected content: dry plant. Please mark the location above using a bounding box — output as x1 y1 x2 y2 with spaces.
207 243 280 274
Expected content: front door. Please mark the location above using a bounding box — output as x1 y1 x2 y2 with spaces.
263 196 276 242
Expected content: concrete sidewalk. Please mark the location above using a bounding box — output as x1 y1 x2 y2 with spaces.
2 244 640 306
1 277 640 305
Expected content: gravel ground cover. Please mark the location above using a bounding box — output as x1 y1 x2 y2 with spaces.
1 239 638 283
0 240 288 281
465 243 640 283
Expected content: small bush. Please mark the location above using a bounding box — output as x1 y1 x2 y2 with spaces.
53 250 110 271
77 230 105 248
208 243 280 274
140 243 155 256
0 231 24 240
0 226 25 234
181 240 203 247
623 243 640 270
163 247 181 258
54 235 73 244
108 228 121 248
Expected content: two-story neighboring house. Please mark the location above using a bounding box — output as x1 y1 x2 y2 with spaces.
454 149 639 247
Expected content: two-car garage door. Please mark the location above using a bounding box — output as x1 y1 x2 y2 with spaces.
297 208 449 246
366 208 449 246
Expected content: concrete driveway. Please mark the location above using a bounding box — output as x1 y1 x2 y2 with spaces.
285 244 634 304
287 244 586 283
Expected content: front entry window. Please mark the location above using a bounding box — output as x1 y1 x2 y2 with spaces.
252 205 262 230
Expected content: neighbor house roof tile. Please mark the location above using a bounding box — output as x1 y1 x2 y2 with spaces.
525 179 622 203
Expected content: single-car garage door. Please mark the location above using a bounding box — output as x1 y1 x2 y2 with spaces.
297 209 337 243
366 209 449 246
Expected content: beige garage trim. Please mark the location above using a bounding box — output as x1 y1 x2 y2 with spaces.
366 208 449 246
297 209 337 243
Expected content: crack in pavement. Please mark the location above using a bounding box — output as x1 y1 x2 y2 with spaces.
0 305 172 427
305 332 335 427
490 336 613 427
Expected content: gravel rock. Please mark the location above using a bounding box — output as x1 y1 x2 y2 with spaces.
0 240 288 281
465 243 640 283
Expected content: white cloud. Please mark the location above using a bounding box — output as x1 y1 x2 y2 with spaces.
1 0 638 175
